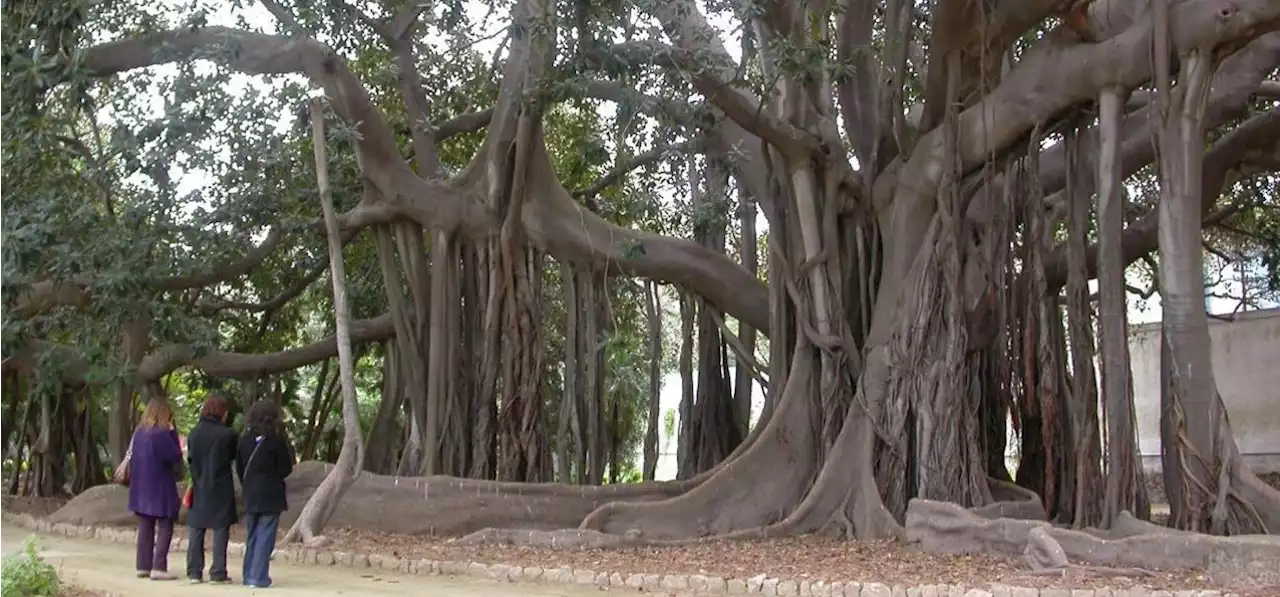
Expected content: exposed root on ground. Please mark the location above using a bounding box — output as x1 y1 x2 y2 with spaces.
907 498 1280 589
974 479 1047 521
283 461 694 536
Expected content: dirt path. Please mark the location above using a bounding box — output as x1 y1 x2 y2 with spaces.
1 525 635 597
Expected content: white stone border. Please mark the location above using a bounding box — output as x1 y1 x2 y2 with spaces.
2 514 1238 597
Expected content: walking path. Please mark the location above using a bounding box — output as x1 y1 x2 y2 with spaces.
1 525 636 597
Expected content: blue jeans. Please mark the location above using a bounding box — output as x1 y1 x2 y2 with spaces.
242 513 280 587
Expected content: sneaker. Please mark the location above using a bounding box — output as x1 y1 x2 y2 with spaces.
136 570 150 578
210 577 232 585
188 578 204 584
150 571 177 581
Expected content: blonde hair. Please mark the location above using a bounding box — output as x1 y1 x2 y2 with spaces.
139 399 175 429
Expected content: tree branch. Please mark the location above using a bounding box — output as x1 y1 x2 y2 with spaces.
136 314 395 382
84 27 492 237
1036 34 1280 214
574 139 706 199
258 0 308 36
432 108 494 140
195 226 359 315
155 226 287 291
894 0 1280 217
80 26 772 334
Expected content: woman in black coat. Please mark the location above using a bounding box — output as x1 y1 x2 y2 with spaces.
184 395 238 583
237 399 294 589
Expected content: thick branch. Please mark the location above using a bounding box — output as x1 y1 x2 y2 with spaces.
432 109 494 140
156 227 287 291
1036 34 1280 210
81 26 772 334
197 259 327 314
83 27 492 237
888 0 1280 216
920 0 1062 129
135 314 394 382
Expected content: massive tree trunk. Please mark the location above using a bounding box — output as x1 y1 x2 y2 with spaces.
582 1 900 540
1153 23 1280 534
285 98 366 545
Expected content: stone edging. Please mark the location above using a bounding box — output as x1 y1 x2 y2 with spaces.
3 514 1239 597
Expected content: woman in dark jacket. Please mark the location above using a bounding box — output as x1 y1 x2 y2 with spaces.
127 399 184 581
237 400 294 588
184 395 238 583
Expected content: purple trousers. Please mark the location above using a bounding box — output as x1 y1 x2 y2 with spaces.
136 515 174 572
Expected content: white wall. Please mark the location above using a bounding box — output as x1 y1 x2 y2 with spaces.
1128 308 1280 473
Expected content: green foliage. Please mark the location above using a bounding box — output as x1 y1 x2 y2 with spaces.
1 538 60 597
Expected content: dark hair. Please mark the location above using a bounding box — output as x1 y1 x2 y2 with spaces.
245 399 283 437
200 394 231 421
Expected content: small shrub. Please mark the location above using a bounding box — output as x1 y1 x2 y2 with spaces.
1 537 59 597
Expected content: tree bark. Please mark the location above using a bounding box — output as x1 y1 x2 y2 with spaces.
111 317 150 466
676 290 695 479
423 231 454 475
734 188 758 436
1155 32 1280 533
1095 87 1150 526
366 344 402 473
643 281 663 481
558 262 582 483
1063 122 1103 529
582 273 605 484
285 98 366 546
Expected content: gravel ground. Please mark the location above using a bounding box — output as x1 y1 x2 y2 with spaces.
8 490 1275 594
320 528 1238 593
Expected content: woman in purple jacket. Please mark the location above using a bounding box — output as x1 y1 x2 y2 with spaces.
127 399 184 580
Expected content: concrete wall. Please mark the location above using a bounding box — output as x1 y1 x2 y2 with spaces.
1128 307 1280 474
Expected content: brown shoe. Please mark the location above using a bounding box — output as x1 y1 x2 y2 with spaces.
150 571 177 581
